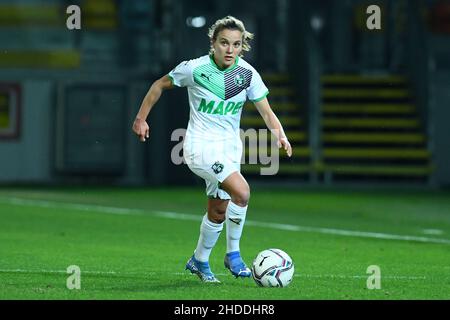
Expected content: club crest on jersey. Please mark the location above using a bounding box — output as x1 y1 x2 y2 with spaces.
234 74 245 87
211 161 224 174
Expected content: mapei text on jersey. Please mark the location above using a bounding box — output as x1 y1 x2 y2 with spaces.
197 98 245 115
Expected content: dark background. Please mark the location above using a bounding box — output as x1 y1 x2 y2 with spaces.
0 0 449 188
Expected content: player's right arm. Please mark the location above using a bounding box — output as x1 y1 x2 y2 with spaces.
132 75 174 142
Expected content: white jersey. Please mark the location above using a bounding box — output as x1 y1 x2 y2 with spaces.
168 55 269 144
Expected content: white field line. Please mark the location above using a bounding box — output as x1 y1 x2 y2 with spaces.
0 268 427 281
1 197 450 245
422 229 444 235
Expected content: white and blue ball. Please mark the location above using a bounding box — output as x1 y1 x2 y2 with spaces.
251 248 294 288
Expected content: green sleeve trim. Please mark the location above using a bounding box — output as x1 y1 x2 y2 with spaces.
168 74 178 87
251 90 269 103
168 74 174 84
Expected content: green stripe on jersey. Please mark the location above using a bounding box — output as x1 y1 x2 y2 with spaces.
193 64 226 99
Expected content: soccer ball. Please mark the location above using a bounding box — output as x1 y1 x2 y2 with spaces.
251 248 294 287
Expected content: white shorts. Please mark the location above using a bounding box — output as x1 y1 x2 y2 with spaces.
183 137 242 200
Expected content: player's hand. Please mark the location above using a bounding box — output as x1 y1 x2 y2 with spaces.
278 137 292 157
132 118 150 142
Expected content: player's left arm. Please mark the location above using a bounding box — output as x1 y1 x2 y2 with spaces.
253 97 292 157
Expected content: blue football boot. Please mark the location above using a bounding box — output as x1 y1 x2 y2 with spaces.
185 255 220 283
224 251 252 278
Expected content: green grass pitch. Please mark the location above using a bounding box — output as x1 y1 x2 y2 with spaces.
0 186 449 300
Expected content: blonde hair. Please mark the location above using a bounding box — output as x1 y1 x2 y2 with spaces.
208 16 254 57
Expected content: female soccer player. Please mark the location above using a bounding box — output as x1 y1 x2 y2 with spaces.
133 16 292 283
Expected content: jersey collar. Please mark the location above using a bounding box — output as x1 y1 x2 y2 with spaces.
209 54 240 72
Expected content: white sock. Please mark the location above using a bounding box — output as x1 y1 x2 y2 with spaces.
194 213 223 262
225 201 248 253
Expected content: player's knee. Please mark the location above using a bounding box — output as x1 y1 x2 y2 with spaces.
233 187 250 207
208 208 226 224
212 215 225 224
